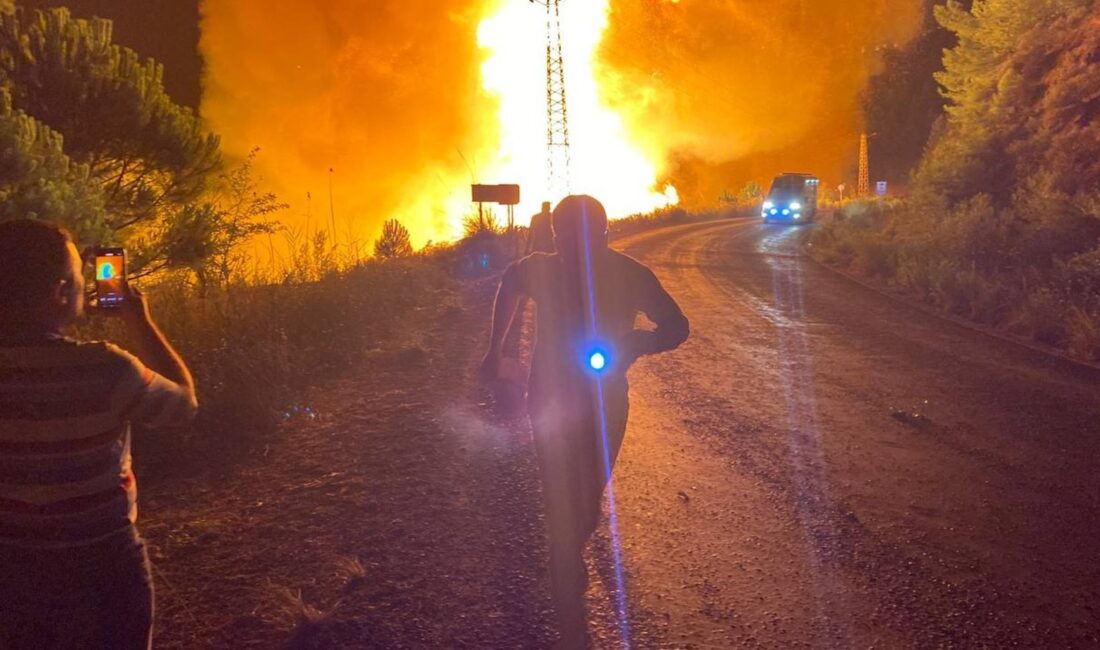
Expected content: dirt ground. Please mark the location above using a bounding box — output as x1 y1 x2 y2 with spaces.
139 275 564 648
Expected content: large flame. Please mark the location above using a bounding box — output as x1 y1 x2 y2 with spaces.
477 0 677 223
199 0 498 248
199 0 924 249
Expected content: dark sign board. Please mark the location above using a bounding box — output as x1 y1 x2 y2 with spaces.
472 184 520 206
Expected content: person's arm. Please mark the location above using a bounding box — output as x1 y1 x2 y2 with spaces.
118 287 197 405
479 262 526 381
622 264 689 364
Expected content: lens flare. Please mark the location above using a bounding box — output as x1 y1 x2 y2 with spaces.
478 0 677 223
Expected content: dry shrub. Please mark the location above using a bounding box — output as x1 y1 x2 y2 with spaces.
812 194 1100 361
97 253 450 451
268 585 339 649
608 205 738 239
1066 305 1100 360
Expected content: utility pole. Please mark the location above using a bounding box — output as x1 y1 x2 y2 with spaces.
543 0 572 202
857 133 870 198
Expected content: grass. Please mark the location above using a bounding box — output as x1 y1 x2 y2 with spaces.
78 204 736 460
810 196 1100 363
269 584 340 649
79 238 453 460
609 204 750 238
334 556 369 593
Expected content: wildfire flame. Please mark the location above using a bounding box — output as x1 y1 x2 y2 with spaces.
199 0 923 250
477 0 677 224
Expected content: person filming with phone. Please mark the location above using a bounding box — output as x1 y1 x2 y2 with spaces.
0 219 197 649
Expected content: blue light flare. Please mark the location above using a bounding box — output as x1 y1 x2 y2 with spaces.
578 201 633 647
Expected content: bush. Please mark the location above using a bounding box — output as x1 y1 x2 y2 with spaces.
462 211 502 239
82 253 451 449
374 218 414 259
809 1 1100 361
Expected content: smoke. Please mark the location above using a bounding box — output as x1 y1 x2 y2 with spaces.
199 0 924 246
199 0 499 247
597 0 925 206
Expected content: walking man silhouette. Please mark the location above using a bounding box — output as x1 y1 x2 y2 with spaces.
480 195 689 647
526 201 555 255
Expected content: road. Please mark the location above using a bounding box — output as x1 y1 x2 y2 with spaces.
592 219 1100 648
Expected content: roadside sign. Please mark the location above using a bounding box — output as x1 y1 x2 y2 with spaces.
471 184 520 205
876 181 888 197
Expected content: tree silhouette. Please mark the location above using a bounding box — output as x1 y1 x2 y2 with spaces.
374 218 413 259
0 7 221 269
0 88 105 242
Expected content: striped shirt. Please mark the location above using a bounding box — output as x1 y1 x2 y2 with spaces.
0 337 195 549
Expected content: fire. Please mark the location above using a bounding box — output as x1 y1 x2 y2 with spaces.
477 0 677 224
198 0 921 249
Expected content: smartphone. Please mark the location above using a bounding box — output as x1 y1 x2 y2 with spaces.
94 247 126 310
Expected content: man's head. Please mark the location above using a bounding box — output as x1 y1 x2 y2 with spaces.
552 195 608 261
0 219 84 334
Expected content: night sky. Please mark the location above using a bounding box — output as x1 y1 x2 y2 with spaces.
22 0 202 108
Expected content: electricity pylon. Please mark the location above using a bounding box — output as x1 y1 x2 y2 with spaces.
857 133 870 197
543 0 571 202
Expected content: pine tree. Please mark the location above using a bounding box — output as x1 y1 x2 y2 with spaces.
916 0 1091 199
0 7 221 267
374 219 414 259
0 88 105 242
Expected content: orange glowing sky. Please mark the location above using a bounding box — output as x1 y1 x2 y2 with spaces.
199 0 923 248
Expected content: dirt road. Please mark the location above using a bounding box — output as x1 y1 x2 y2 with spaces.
600 219 1100 648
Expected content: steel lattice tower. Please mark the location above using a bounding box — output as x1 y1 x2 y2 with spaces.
857 133 870 197
545 0 571 202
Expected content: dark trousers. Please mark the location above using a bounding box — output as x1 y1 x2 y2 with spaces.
530 384 629 639
0 526 154 650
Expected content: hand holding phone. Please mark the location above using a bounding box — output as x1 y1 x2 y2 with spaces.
93 247 126 311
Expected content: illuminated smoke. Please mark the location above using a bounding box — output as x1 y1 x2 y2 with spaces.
200 0 924 246
199 0 499 246
597 0 925 206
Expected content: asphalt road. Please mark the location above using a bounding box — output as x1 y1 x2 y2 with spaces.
593 219 1100 649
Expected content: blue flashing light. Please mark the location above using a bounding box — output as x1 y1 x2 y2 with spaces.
770 208 779 215
782 209 790 216
583 343 612 374
790 202 802 210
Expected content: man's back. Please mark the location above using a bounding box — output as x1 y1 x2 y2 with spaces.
482 195 690 649
503 249 688 392
0 337 192 549
527 210 555 254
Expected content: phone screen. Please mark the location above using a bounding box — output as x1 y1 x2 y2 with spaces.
95 249 126 309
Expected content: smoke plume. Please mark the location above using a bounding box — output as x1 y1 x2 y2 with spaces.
598 0 924 206
199 0 924 246
199 0 498 247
